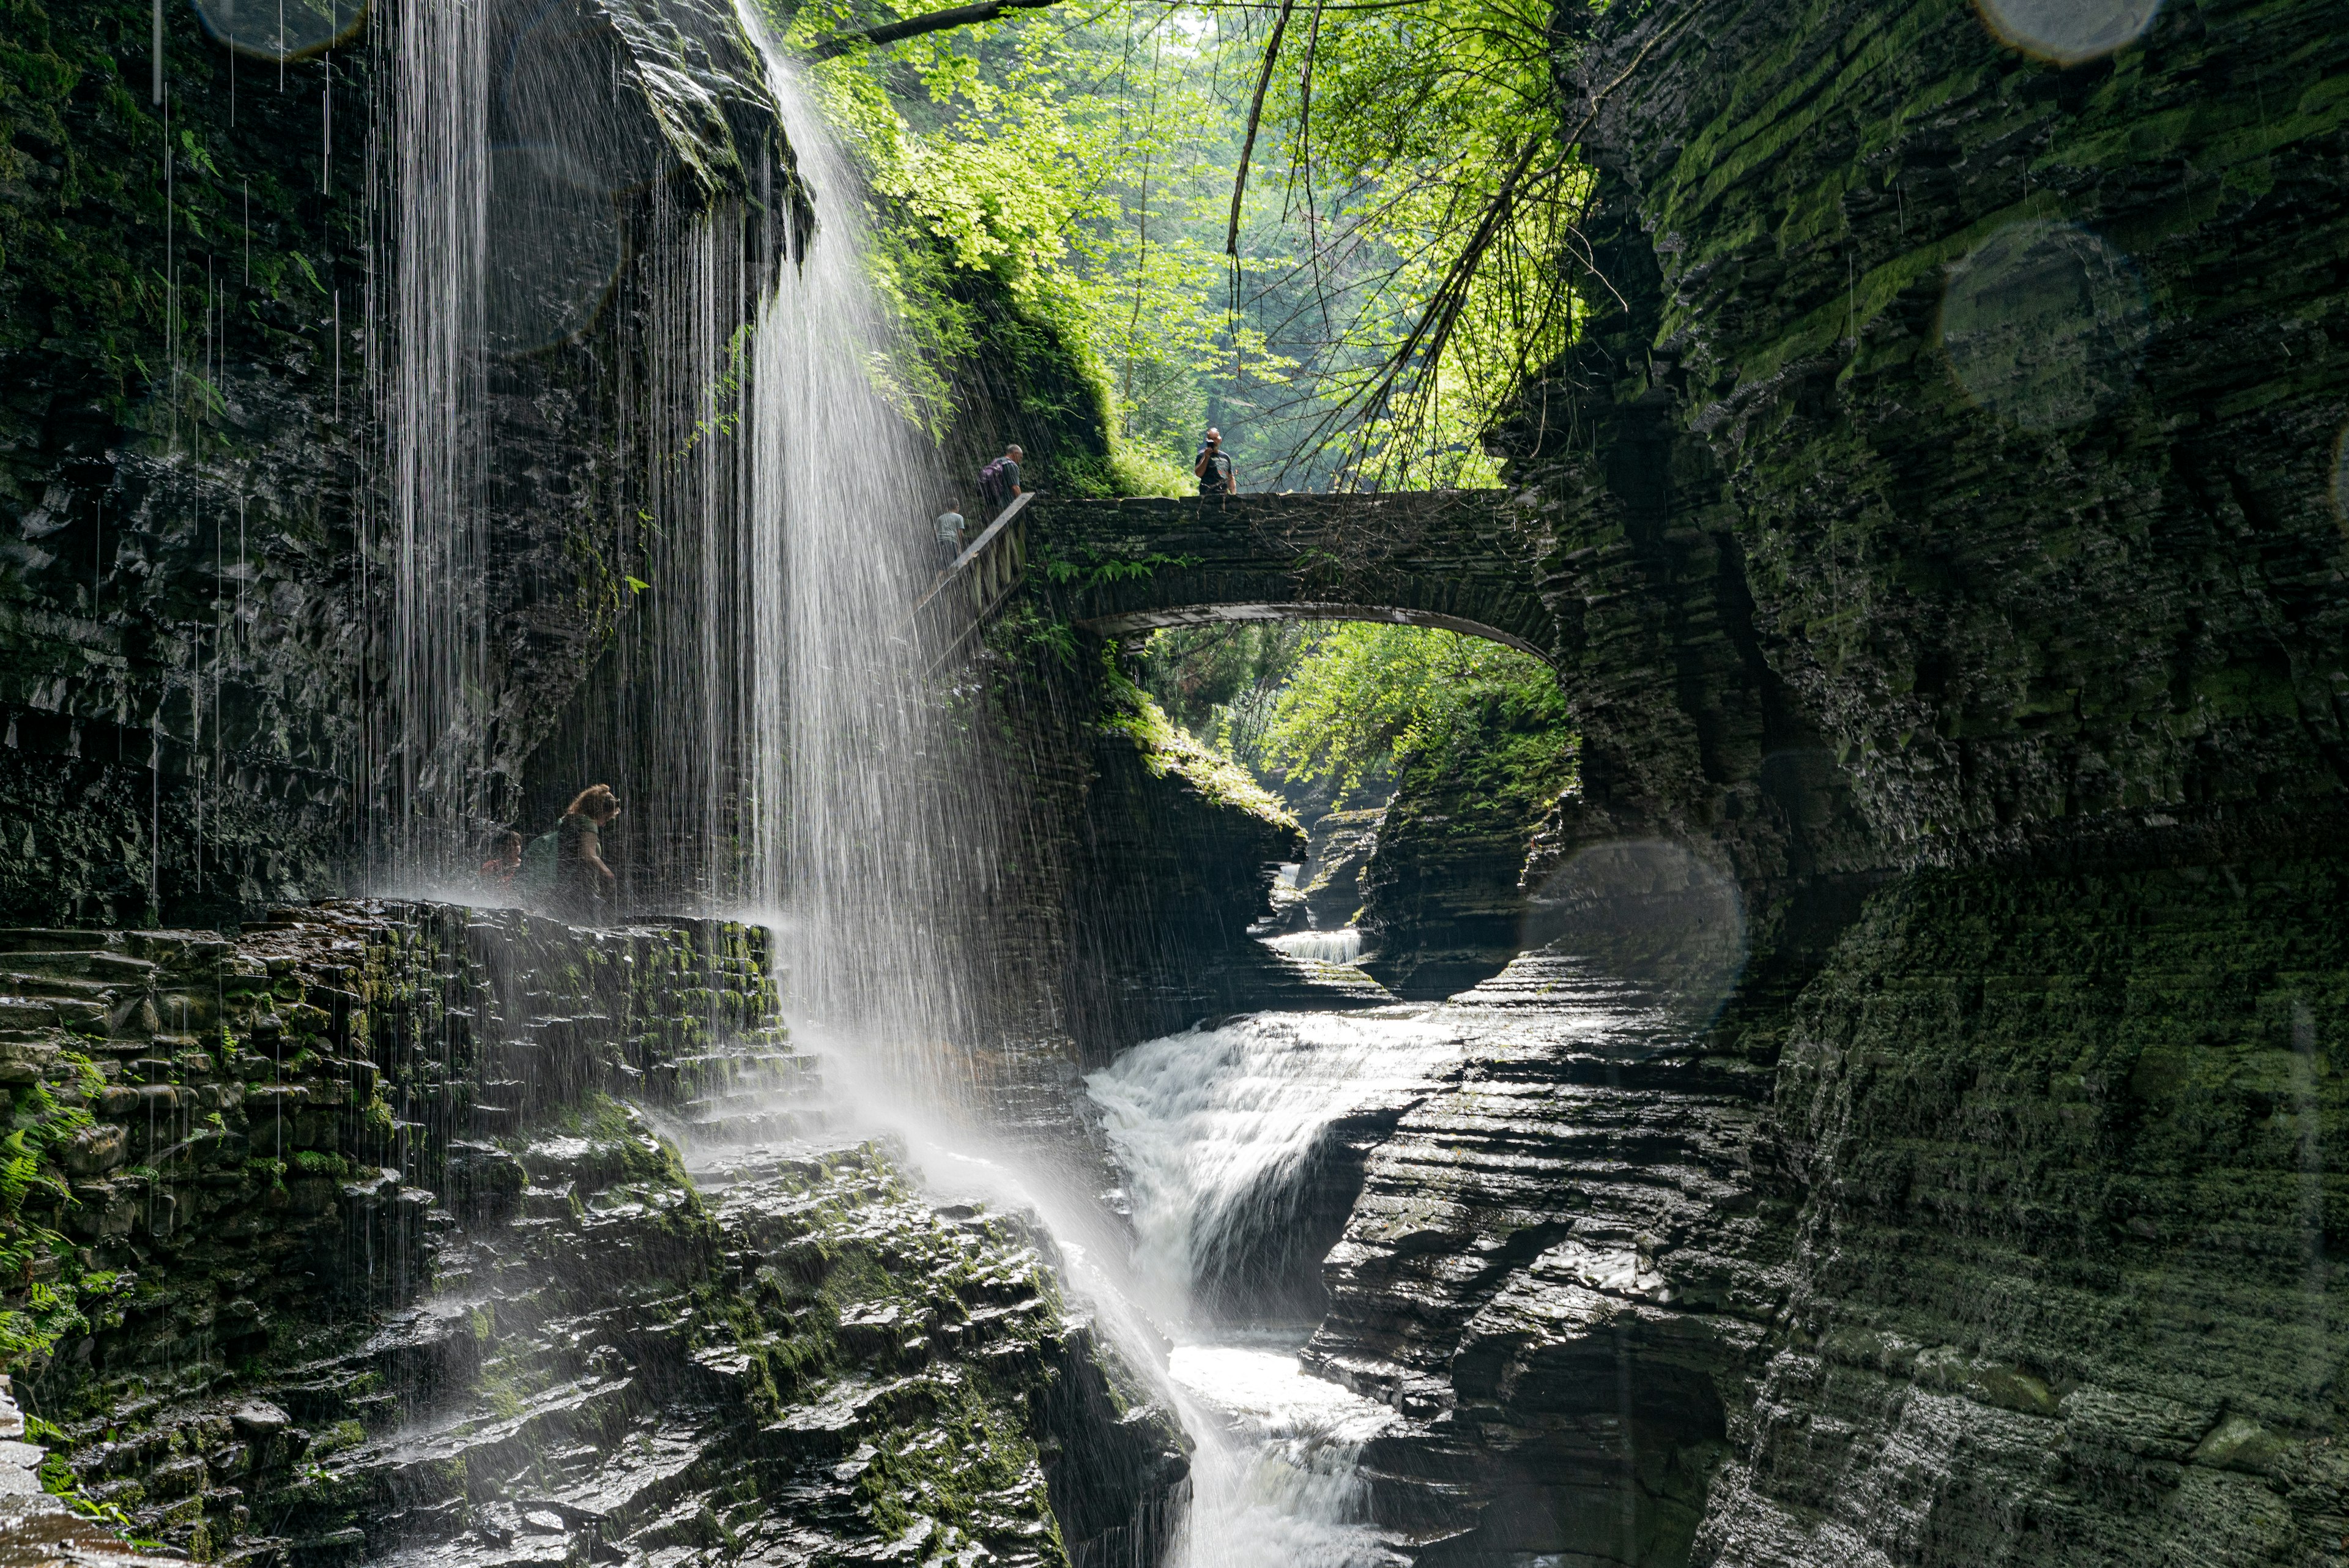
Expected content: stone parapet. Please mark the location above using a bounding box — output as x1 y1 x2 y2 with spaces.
1029 492 1557 660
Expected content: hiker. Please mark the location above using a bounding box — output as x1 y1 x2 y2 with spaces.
479 830 522 894
935 509 965 570
1195 428 1236 495
554 784 622 921
977 445 1023 515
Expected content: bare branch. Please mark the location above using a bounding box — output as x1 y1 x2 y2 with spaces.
1226 0 1298 256
811 0 1063 59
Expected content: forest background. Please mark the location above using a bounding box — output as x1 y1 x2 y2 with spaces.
781 0 1583 816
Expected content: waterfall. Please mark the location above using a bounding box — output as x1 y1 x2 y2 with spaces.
375 7 1412 1559
1087 1013 1460 1567
733 20 1000 1099
1085 1013 1455 1323
382 0 488 883
1264 926 1366 965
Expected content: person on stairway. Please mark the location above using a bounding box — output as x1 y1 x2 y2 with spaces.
935 509 966 570
978 445 1023 514
1195 429 1236 495
555 784 622 922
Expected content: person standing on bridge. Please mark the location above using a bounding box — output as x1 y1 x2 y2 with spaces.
1195 429 1236 496
978 445 1023 515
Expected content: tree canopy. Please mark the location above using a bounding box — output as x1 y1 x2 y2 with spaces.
1140 622 1568 811
771 0 1598 490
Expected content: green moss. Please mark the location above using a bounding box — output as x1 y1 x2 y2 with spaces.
1099 661 1300 833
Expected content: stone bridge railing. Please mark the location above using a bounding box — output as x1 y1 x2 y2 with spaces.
912 492 1033 666
913 490 1555 664
1033 491 1555 659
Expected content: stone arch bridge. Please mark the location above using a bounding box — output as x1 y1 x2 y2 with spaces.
921 491 1554 662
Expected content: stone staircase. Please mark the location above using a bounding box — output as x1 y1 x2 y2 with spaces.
1 902 1185 1567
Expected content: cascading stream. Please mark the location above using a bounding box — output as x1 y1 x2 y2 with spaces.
380 4 1453 1558
1087 1011 1464 1567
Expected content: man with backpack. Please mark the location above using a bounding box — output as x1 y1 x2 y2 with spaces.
977 445 1023 515
1195 428 1236 495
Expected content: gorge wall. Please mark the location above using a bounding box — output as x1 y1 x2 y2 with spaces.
1284 1 2349 1565
0 0 825 922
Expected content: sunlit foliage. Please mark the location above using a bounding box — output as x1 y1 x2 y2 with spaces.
1138 621 1318 756
1141 621 1567 808
1247 0 1593 488
775 0 1595 491
1253 623 1565 797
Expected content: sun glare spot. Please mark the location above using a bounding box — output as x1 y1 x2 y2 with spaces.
193 0 368 61
1939 219 2151 431
1973 0 2161 66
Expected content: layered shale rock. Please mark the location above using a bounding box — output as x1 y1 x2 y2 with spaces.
1691 850 2348 1568
1297 808 1383 931
1056 673 1395 1060
0 903 1184 1565
1288 0 2349 1562
1304 956 1787 1565
1357 687 1578 1001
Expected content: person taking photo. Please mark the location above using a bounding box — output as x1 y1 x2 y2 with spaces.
1195 429 1236 496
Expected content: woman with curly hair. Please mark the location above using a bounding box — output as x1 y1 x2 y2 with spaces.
555 784 622 921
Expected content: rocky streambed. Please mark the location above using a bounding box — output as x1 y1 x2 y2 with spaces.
1085 850 2348 1568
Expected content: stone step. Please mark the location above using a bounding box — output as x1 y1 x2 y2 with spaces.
0 949 157 982
0 972 124 1001
0 998 58 1030
671 1070 820 1104
680 1088 823 1120
675 1105 829 1145
0 929 116 953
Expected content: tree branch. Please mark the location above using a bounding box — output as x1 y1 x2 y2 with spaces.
1225 0 1297 255
811 0 1064 59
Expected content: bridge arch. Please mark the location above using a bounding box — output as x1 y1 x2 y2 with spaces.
1026 493 1556 663
1080 601 1554 664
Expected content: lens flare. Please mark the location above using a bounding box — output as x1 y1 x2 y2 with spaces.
1939 218 2151 431
1520 839 1748 1030
1973 0 2160 65
191 0 366 61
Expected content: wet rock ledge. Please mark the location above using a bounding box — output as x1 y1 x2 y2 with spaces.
0 905 1184 1566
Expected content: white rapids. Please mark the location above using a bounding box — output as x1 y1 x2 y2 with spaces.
1088 1010 1461 1567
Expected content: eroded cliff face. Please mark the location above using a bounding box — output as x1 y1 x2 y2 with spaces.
0 0 807 924
1300 1 2349 1563
1357 686 1579 1000
0 903 1184 1565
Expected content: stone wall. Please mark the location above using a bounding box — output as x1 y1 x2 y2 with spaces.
0 901 1185 1564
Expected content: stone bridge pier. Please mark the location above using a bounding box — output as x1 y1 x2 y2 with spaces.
1026 492 1557 660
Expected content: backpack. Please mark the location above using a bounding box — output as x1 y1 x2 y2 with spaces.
519 830 559 899
978 456 1014 510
